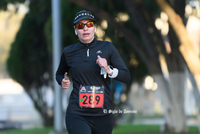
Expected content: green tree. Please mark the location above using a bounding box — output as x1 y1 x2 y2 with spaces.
6 0 53 126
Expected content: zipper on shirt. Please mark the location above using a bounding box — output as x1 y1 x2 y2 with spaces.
87 49 89 57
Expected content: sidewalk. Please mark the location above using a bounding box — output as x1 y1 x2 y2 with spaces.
134 117 198 126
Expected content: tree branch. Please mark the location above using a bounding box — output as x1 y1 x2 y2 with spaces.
155 0 200 74
67 0 158 73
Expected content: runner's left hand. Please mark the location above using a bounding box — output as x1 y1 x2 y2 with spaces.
96 55 108 68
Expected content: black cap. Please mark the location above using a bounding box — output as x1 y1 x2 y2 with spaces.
73 10 96 25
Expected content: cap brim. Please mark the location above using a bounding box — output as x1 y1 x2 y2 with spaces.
74 17 95 24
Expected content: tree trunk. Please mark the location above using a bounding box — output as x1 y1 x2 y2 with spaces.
187 68 200 132
125 0 188 132
155 0 200 76
153 74 176 132
164 22 188 132
169 72 188 132
155 0 200 132
155 0 200 94
28 85 54 126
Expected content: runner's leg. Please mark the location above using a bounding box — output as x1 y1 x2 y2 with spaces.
65 114 92 134
91 114 113 134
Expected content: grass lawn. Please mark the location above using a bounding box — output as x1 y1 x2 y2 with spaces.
0 124 198 134
112 124 198 134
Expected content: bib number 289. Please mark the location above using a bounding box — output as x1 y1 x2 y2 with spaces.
79 86 104 108
79 93 103 108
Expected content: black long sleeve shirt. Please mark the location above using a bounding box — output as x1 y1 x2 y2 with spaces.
56 38 130 116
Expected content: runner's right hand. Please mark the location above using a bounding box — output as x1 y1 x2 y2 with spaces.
62 79 70 89
62 72 70 89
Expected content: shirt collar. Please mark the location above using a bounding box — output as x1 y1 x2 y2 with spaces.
79 38 97 48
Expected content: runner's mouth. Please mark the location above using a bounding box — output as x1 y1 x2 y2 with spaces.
83 33 90 36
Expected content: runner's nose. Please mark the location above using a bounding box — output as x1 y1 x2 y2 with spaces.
83 25 88 30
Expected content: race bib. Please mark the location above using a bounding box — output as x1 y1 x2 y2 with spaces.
79 85 104 108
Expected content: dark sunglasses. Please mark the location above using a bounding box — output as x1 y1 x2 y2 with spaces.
75 21 95 30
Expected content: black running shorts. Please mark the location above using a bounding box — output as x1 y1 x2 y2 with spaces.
65 113 113 134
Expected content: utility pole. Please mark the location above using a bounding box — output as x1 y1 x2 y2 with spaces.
51 0 64 133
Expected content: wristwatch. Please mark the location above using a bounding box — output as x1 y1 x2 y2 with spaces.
107 66 113 75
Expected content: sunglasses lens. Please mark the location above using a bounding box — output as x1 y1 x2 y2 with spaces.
76 24 84 29
86 22 94 28
76 21 94 29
